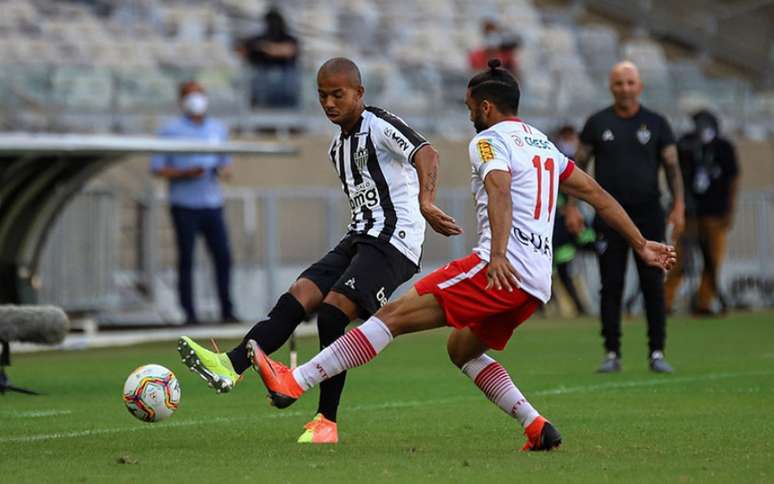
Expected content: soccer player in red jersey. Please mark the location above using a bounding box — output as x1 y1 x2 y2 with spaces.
249 60 677 451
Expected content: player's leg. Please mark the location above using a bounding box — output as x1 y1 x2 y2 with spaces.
178 238 353 392
170 206 199 323
448 327 560 451
226 279 321 370
633 216 673 372
296 239 419 442
225 237 356 371
199 206 235 321
299 290 357 443
596 223 629 371
248 287 446 407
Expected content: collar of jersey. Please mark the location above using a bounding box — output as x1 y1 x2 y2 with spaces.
339 115 365 139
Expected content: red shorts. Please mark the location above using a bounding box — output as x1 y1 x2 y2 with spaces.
414 253 540 350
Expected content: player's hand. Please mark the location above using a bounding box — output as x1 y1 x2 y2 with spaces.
420 203 463 237
635 240 677 271
485 254 521 292
564 204 585 235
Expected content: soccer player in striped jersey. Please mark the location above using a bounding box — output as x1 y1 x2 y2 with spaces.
249 60 677 451
177 57 462 443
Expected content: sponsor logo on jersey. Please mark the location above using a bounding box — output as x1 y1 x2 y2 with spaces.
602 129 615 142
376 287 387 307
511 135 524 147
477 138 495 162
637 124 651 145
349 180 380 212
345 277 356 290
353 147 369 171
384 126 409 151
525 136 551 150
513 226 552 257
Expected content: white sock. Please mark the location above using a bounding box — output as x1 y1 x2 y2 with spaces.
293 316 393 390
461 354 540 428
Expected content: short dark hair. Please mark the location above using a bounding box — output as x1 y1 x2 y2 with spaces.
178 80 204 99
318 57 362 86
467 59 520 115
557 124 576 137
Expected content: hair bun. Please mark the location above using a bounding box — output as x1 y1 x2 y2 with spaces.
487 58 502 70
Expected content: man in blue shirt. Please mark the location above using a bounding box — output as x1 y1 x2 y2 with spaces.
151 81 238 324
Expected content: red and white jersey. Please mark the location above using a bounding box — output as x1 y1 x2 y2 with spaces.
469 119 575 303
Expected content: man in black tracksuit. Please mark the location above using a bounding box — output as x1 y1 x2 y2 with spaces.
566 61 685 373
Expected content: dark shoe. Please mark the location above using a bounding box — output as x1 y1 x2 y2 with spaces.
596 352 621 373
649 351 674 373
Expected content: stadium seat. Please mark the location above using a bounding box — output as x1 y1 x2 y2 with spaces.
51 66 113 112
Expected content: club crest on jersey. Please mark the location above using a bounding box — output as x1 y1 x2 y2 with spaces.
637 124 651 145
353 147 369 171
477 138 495 162
602 129 615 142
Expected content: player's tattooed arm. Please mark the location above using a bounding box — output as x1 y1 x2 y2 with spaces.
559 167 676 271
563 143 593 234
414 145 463 236
662 144 685 242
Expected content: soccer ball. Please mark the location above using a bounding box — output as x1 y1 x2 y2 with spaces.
122 364 181 422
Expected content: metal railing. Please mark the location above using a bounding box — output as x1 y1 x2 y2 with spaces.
37 187 774 319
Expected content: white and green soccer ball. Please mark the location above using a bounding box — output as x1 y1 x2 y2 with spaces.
122 364 181 423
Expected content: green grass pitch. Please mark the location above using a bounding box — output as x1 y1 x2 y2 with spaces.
1 311 773 483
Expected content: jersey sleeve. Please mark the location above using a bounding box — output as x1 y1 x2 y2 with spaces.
557 154 576 182
469 132 510 180
372 112 429 164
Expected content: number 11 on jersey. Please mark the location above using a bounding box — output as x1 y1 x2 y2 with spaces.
532 155 555 221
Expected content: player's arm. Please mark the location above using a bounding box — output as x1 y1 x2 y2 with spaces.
662 143 686 242
483 170 521 291
414 145 463 236
563 142 594 234
560 168 676 270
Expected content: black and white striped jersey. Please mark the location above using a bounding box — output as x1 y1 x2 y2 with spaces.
328 106 429 266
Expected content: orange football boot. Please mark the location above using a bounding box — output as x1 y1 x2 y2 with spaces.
521 416 562 451
297 414 339 444
246 339 304 408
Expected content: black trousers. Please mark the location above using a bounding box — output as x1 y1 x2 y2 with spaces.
596 212 666 357
170 205 234 321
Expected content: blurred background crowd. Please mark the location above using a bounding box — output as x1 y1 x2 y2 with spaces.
0 0 771 328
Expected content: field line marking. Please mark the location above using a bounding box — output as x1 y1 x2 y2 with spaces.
533 369 774 396
0 410 73 418
2 369 771 444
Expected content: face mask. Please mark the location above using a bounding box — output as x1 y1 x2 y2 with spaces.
182 92 208 116
700 127 716 144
